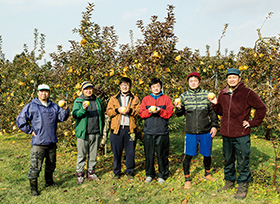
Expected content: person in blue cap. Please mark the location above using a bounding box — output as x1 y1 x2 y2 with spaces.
208 68 266 199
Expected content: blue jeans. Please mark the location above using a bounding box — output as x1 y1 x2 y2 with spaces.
222 135 251 183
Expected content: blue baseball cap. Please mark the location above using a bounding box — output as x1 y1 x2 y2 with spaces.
226 68 241 77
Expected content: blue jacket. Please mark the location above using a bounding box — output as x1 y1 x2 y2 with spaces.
16 98 70 145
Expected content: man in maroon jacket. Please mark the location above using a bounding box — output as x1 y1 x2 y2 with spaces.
209 68 266 199
140 78 173 184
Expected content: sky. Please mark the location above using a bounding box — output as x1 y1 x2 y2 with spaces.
1 0 280 62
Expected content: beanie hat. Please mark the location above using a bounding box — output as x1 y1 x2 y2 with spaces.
226 68 241 77
37 84 50 91
187 72 201 81
81 81 93 90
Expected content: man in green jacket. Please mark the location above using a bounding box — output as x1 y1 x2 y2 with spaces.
175 72 218 189
72 81 105 184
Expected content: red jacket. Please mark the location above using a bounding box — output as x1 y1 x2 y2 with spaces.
140 94 173 135
212 82 266 138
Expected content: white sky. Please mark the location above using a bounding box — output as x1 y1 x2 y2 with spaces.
0 0 279 62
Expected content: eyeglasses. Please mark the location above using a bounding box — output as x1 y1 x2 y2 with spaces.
120 84 130 87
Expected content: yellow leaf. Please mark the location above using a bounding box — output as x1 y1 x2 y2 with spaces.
139 79 144 85
123 66 129 72
68 67 73 73
74 83 81 89
152 51 160 58
109 69 115 77
120 72 127 77
175 55 181 61
80 39 88 46
115 79 120 85
165 68 171 73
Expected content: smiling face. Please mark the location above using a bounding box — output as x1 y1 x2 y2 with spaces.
120 82 131 94
226 74 241 88
82 86 94 98
188 76 200 90
37 90 50 102
150 82 162 95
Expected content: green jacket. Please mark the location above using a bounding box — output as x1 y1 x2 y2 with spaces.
175 87 218 134
72 96 105 139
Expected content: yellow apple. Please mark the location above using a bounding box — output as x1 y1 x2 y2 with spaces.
84 101 90 106
120 106 127 112
174 98 181 104
150 106 157 112
58 100 66 107
207 92 216 100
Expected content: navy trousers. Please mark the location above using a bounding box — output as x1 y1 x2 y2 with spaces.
110 129 136 175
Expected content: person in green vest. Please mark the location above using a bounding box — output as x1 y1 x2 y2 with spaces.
72 81 105 184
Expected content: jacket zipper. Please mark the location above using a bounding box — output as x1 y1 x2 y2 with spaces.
227 94 232 136
195 92 198 134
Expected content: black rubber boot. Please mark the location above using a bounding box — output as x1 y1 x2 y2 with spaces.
45 172 55 187
234 183 248 199
29 178 39 196
218 180 235 192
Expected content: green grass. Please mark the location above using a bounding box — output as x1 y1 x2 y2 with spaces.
0 118 279 203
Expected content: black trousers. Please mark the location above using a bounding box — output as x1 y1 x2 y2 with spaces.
143 134 169 180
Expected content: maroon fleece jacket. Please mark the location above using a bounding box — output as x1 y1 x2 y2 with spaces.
212 82 266 138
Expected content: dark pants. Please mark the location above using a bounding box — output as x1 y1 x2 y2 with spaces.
222 135 251 183
183 155 211 181
110 129 136 175
143 134 169 180
27 144 57 179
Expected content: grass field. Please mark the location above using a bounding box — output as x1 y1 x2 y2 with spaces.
0 118 279 203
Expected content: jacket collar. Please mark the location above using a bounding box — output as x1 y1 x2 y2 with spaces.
150 92 163 99
116 91 133 99
188 86 201 93
222 82 244 94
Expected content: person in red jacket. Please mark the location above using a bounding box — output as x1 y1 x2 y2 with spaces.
209 68 266 199
140 78 173 184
